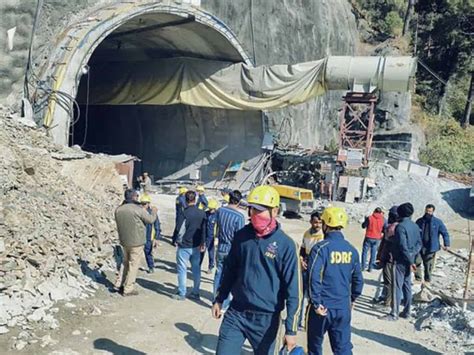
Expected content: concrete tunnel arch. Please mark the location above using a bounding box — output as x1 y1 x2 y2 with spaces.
41 2 266 184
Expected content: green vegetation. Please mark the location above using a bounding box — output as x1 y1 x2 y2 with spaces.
417 113 474 173
354 0 473 173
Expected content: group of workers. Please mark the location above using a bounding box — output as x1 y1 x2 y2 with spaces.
361 203 450 321
113 180 450 355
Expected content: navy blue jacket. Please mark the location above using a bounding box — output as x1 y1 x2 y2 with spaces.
174 205 206 248
197 194 209 210
308 231 363 310
392 217 422 265
175 195 187 221
145 207 161 242
215 224 302 336
206 211 217 246
415 215 450 253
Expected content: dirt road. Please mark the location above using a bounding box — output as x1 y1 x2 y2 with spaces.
2 193 458 354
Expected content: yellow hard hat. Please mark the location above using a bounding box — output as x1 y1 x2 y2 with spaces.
247 185 280 210
208 199 219 210
321 206 348 228
196 185 205 192
179 187 188 194
140 194 151 204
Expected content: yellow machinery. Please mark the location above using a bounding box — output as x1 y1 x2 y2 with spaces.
272 184 314 215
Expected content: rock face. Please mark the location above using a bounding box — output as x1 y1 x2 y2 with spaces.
0 104 122 336
0 0 359 149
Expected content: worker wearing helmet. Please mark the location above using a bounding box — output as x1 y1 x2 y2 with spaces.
306 207 364 355
213 185 302 354
173 187 188 245
200 198 219 273
196 185 209 210
139 194 161 273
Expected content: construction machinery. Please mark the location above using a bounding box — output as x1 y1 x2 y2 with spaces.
272 184 315 215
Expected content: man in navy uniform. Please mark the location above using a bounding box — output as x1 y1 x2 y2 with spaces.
306 206 364 355
212 185 301 354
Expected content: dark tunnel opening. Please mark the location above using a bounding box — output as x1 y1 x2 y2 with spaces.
71 12 264 184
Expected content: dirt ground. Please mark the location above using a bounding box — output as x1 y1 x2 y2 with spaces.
2 192 470 355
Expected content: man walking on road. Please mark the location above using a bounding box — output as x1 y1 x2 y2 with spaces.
173 190 207 301
361 207 386 272
306 207 364 355
384 202 421 321
139 194 161 274
212 185 301 354
213 190 245 310
415 204 450 285
114 189 157 296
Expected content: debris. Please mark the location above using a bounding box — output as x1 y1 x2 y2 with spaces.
71 329 81 336
0 105 122 334
14 339 28 350
0 326 9 334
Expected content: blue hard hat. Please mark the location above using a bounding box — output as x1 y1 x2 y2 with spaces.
279 345 305 355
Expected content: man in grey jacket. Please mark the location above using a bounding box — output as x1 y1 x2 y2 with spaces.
115 189 157 296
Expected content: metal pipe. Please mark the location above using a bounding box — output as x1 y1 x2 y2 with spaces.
325 56 417 93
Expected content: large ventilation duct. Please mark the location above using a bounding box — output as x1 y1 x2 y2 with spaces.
78 56 417 110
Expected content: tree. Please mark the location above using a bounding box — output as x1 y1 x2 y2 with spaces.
462 73 473 128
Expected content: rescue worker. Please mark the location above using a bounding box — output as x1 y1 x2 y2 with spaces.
200 198 219 273
415 204 450 285
173 187 188 245
114 189 157 296
361 207 386 272
212 185 301 354
173 190 207 301
373 206 399 307
196 185 209 210
142 172 152 193
298 211 324 330
220 188 231 206
213 190 245 311
384 202 421 321
306 206 364 355
139 194 161 274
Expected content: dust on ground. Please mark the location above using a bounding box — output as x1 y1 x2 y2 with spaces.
1 192 471 355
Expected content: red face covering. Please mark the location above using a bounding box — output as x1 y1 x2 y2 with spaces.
251 213 277 238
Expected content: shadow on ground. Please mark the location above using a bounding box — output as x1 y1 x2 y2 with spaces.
175 322 253 355
94 338 146 355
79 259 115 291
352 327 442 354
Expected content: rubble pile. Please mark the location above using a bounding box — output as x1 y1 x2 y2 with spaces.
413 300 474 352
347 162 471 220
0 105 122 335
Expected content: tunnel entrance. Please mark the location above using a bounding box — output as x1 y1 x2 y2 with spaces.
71 10 262 185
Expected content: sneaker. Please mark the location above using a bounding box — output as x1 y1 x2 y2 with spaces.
147 268 154 274
380 314 398 321
122 290 139 297
172 294 185 301
189 292 200 300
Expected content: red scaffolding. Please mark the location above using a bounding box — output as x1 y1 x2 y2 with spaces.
338 92 377 167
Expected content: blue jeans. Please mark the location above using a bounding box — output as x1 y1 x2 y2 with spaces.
176 247 201 297
361 238 381 270
214 251 232 309
144 236 154 269
216 308 279 355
